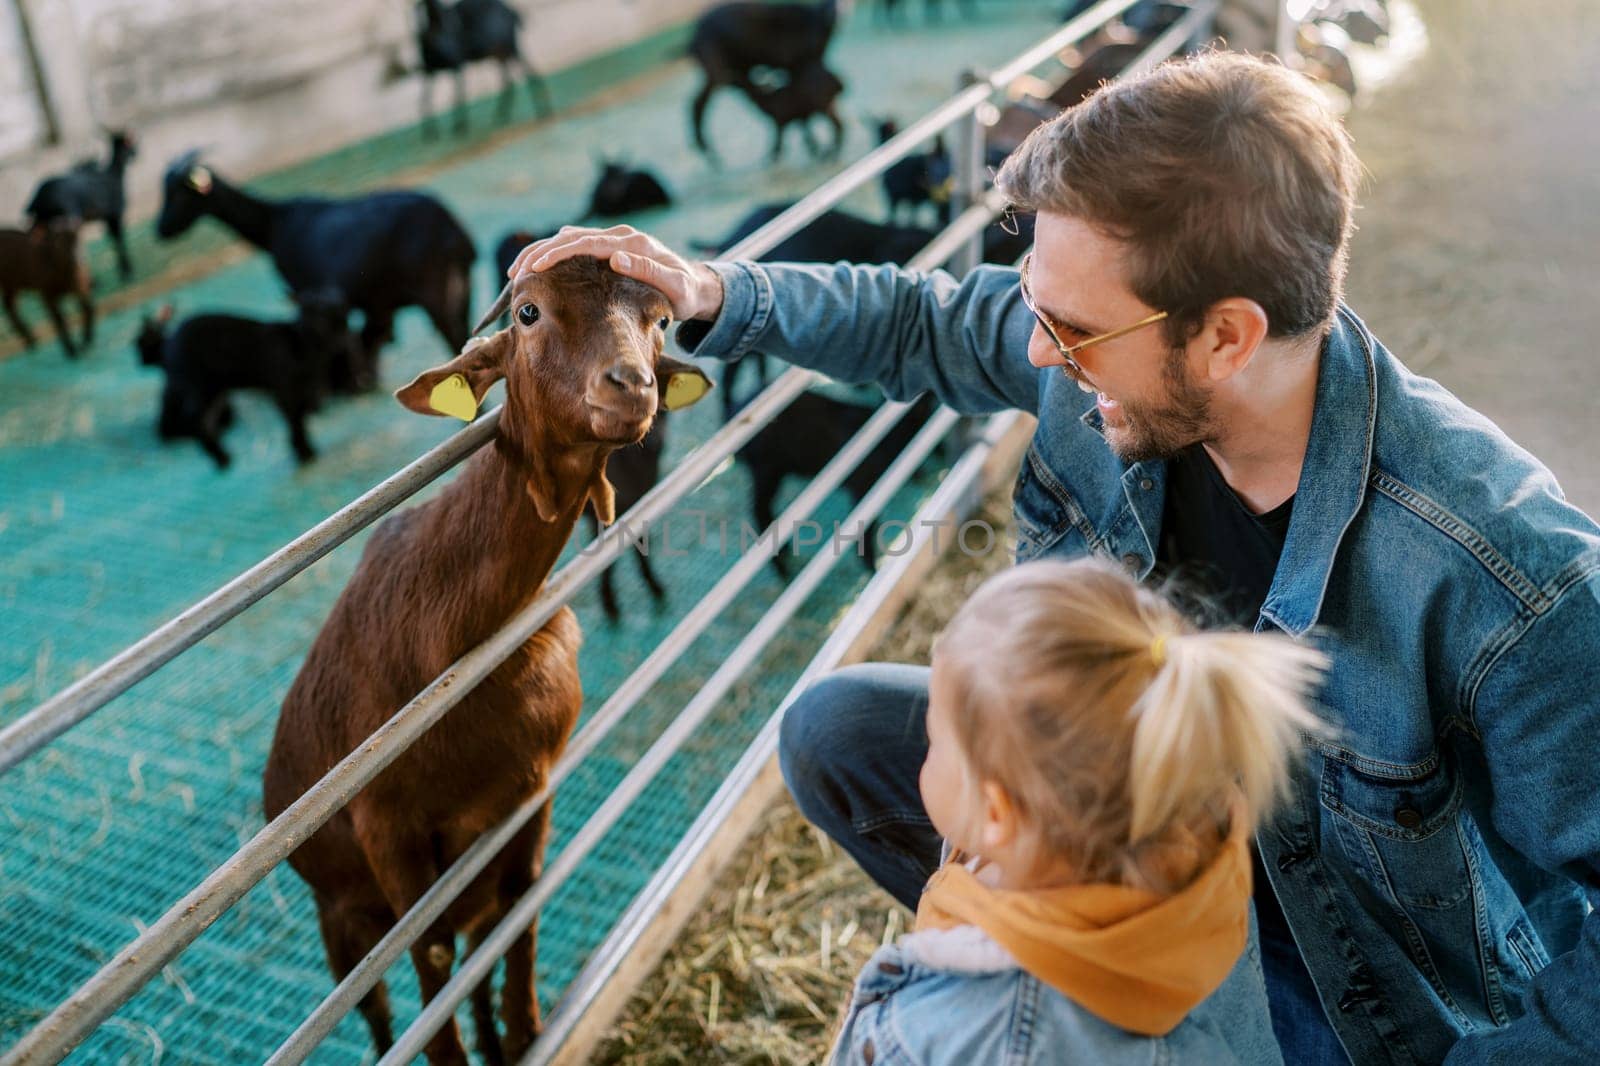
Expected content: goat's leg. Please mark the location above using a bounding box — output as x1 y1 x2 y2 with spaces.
496 59 516 120
77 287 95 347
107 216 132 281
768 120 787 164
422 281 471 354
1 292 37 348
801 117 823 159
499 802 553 1061
196 396 233 469
721 359 744 422
636 548 666 603
689 79 720 160
314 899 396 1055
516 53 554 116
453 70 469 134
466 927 504 1066
824 105 845 159
275 395 318 465
359 307 396 371
421 73 440 140
750 469 789 578
359 822 471 1066
862 518 881 572
41 293 78 358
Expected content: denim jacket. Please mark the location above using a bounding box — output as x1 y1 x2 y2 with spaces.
682 261 1600 1064
829 921 1284 1066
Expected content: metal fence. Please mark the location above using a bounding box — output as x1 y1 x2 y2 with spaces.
0 1 1217 1061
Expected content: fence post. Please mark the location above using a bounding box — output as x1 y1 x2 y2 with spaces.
949 68 988 278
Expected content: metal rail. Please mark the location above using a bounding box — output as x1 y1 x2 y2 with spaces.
0 2 1211 1059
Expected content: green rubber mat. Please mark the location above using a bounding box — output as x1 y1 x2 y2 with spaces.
0 5 1059 1061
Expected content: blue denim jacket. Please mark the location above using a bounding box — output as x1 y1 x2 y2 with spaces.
829 920 1283 1066
683 261 1600 1064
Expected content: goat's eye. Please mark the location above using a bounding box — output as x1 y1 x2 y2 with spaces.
657 316 670 331
517 304 540 326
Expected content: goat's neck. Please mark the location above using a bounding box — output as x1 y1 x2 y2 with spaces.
109 144 134 174
201 178 279 252
421 419 606 646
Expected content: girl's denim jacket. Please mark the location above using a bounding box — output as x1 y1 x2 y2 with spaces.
681 260 1600 1065
829 921 1282 1065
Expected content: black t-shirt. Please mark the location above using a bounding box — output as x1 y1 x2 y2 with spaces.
1155 444 1304 956
1157 443 1293 627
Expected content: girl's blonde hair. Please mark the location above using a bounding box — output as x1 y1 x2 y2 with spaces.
934 556 1329 893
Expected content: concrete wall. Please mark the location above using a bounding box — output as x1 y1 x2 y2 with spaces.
0 0 701 223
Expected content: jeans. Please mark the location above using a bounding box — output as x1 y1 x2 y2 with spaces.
779 661 1350 1062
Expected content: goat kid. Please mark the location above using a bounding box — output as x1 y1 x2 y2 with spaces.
688 0 839 159
0 222 94 358
742 62 846 163
263 258 711 1066
26 130 138 282
584 161 672 219
137 290 356 469
873 118 954 226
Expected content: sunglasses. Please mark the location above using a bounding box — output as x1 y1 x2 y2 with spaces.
1017 252 1169 384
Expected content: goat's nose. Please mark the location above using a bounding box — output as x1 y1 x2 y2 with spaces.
604 362 655 393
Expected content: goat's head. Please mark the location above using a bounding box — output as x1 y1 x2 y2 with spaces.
110 130 138 160
396 258 712 522
291 287 353 346
156 151 215 239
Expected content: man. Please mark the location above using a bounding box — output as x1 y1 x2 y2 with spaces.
510 52 1600 1064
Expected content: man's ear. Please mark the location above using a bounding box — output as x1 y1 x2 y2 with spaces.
395 330 513 420
1198 298 1270 384
656 354 714 412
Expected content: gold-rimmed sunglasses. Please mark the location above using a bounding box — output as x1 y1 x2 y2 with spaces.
1017 252 1168 383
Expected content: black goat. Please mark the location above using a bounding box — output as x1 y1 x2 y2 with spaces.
585 162 672 219
743 63 845 163
155 151 474 383
738 391 939 578
25 130 138 282
415 0 553 137
138 291 356 469
696 203 1034 417
587 413 670 622
0 223 94 358
874 119 953 225
688 0 839 158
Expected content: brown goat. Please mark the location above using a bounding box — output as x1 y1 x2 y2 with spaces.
263 258 712 1065
0 222 94 358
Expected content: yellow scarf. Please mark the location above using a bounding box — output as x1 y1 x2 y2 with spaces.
913 818 1252 1036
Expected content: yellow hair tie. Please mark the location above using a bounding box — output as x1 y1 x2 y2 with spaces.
1150 635 1168 668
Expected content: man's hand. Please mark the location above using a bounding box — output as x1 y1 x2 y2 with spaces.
506 225 725 322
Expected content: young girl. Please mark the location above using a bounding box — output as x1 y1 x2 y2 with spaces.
830 557 1328 1065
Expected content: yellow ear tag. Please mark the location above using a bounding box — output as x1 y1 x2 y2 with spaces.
189 166 213 194
663 370 711 411
429 373 478 421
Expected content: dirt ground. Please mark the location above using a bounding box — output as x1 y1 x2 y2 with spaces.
593 0 1600 1062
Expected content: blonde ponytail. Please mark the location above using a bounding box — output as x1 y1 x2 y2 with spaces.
937 556 1330 894
1127 631 1329 843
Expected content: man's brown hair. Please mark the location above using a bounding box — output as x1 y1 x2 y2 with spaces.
996 51 1362 345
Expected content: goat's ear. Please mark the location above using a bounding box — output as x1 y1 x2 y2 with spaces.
395 330 511 420
656 355 713 411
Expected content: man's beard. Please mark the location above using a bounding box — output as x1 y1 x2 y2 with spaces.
1102 346 1213 464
